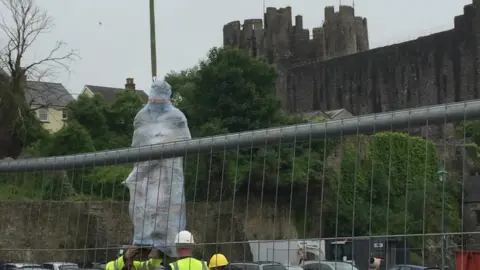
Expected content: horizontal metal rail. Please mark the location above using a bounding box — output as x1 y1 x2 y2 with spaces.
1 100 479 172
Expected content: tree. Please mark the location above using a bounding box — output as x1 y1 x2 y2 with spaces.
67 94 110 150
47 121 96 156
167 47 338 213
188 47 282 133
107 90 145 147
0 0 77 158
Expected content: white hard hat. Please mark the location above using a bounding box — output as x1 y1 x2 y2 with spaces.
369 257 382 269
174 230 194 246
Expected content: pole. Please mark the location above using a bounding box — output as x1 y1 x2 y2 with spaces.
438 169 448 270
149 0 157 82
442 181 445 270
1 100 480 172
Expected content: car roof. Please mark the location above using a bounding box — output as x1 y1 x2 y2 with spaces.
42 263 77 266
231 262 283 265
304 261 357 268
5 264 41 267
321 261 354 265
390 265 426 268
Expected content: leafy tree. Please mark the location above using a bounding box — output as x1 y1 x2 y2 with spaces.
107 91 145 147
66 91 144 150
188 47 282 133
167 47 339 211
48 121 96 156
67 94 110 150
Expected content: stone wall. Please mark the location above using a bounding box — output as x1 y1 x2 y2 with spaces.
0 199 297 264
223 1 480 115
286 3 479 114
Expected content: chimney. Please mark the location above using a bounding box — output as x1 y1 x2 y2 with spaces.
125 78 135 90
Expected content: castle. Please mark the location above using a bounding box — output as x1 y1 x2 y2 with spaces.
224 6 369 64
223 0 480 115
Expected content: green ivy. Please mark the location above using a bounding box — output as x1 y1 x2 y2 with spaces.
318 132 460 247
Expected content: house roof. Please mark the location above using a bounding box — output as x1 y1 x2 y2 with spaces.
24 81 73 107
85 85 148 102
306 108 353 120
326 108 348 119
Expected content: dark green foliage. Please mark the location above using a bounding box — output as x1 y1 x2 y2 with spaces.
165 47 338 203
67 94 110 150
48 121 96 156
325 132 460 238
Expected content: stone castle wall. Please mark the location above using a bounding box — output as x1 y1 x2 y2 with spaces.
223 1 480 114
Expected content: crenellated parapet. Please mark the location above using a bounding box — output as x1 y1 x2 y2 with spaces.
222 5 369 63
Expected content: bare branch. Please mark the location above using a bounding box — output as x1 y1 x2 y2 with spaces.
0 0 78 79
0 0 78 158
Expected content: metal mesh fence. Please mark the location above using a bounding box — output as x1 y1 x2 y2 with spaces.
1 100 480 270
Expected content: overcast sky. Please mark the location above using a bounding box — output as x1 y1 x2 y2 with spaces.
1 0 472 97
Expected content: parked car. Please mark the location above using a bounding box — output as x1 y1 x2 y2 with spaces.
90 263 105 270
230 261 288 270
0 264 42 270
301 261 359 270
387 265 439 270
285 266 304 270
41 262 79 270
18 267 50 270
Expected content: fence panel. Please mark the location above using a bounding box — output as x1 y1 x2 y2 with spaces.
1 100 480 270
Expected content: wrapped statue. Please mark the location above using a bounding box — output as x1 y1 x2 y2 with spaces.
123 79 191 257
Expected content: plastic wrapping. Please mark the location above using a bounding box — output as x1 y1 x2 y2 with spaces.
123 80 191 257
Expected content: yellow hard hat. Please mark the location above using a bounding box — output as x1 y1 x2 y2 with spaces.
209 253 228 268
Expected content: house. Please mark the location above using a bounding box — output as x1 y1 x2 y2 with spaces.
25 81 74 133
0 69 73 133
80 78 148 103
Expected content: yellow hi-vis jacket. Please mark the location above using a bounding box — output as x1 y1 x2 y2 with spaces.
105 256 162 270
169 257 208 270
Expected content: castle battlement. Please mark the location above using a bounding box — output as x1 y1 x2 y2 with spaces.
222 5 369 62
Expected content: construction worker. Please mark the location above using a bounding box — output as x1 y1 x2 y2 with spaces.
208 254 228 270
168 230 208 270
105 245 163 270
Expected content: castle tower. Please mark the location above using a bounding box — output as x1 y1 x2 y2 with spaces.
264 7 293 61
223 21 241 47
322 5 369 58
